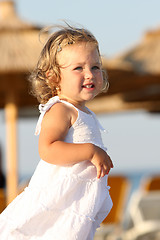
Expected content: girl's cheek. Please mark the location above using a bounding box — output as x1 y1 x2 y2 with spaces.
98 80 104 92
97 75 103 87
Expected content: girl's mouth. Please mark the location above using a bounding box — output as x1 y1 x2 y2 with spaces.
82 84 95 89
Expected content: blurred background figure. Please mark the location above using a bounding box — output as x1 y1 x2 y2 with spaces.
0 144 6 214
0 145 5 188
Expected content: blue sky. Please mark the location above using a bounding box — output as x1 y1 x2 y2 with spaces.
0 0 160 178
15 0 160 57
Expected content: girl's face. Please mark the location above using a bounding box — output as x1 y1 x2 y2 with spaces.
57 42 103 107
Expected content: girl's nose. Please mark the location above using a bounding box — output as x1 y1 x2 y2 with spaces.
84 69 94 79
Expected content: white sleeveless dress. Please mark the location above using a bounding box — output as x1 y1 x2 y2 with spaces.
0 96 113 240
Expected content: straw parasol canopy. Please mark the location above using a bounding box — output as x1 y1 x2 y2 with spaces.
104 29 160 75
0 0 48 108
88 28 160 113
0 0 48 204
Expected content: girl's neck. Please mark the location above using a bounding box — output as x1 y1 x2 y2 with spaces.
58 95 89 114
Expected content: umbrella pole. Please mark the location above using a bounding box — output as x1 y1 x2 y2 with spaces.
5 93 18 205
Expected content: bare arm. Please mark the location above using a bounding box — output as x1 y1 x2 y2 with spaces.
39 103 94 164
39 102 113 178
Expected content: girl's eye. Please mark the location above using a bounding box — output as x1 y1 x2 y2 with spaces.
92 66 100 70
74 66 82 71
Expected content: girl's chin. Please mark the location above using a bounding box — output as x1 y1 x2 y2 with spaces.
84 92 98 100
83 96 96 102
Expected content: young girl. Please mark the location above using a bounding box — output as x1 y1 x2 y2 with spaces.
0 24 113 240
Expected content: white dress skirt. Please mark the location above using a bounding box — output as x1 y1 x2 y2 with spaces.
0 96 113 240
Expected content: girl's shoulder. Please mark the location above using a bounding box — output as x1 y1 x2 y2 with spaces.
43 101 78 128
35 96 79 136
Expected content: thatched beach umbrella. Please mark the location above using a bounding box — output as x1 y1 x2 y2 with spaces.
105 29 160 75
88 28 160 113
0 0 47 204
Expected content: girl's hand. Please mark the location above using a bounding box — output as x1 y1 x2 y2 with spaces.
91 145 113 179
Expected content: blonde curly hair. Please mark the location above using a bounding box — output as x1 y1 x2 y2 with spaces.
29 24 108 104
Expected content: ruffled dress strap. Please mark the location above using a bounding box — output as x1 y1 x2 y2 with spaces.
35 96 60 136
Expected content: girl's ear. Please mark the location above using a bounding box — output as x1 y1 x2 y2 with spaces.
46 70 59 83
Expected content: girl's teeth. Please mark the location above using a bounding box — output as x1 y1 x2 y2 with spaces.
84 84 93 88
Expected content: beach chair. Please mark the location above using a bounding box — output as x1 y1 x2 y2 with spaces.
94 175 130 240
0 188 6 213
121 191 160 240
141 175 160 192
